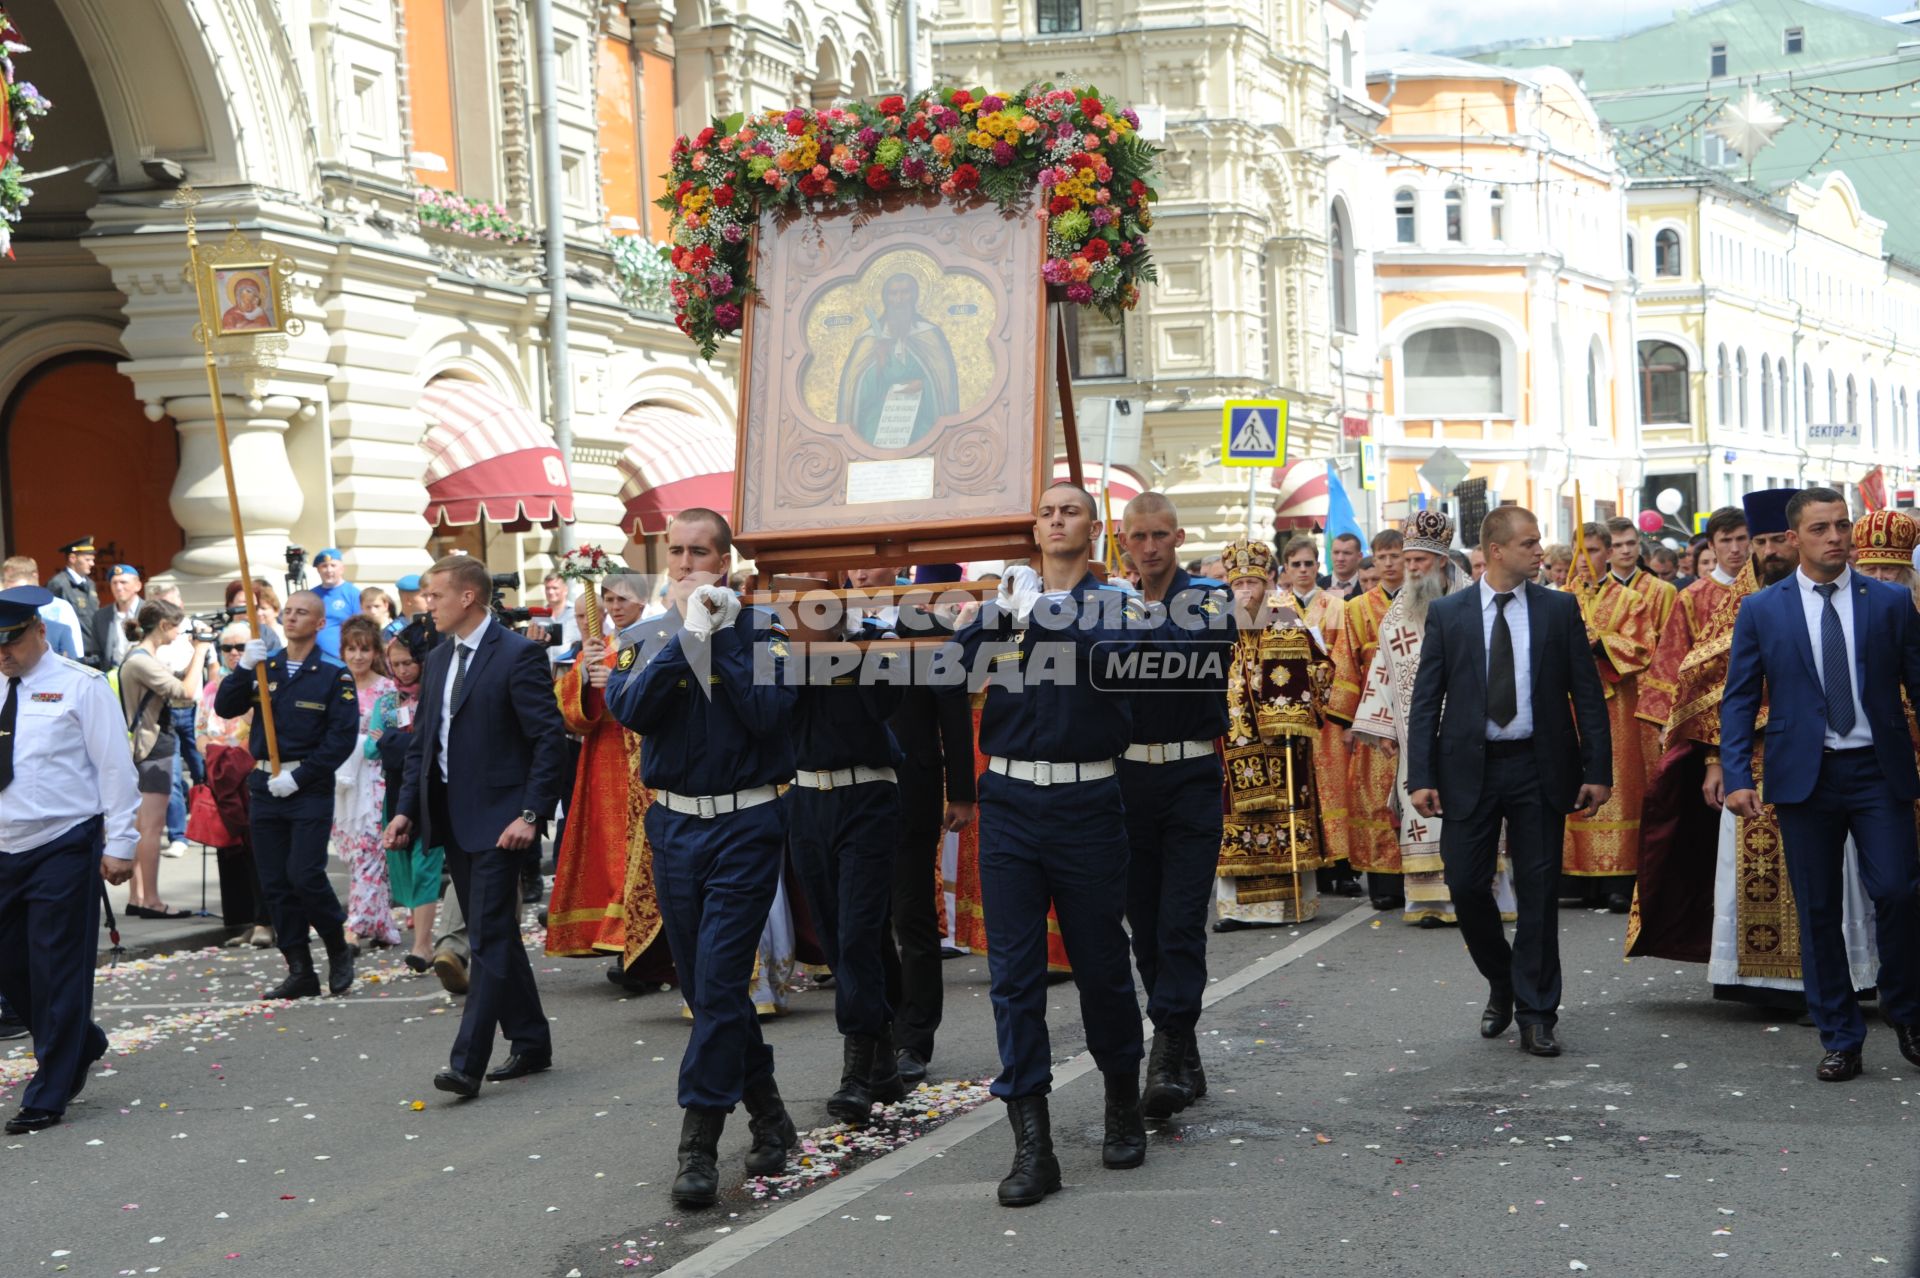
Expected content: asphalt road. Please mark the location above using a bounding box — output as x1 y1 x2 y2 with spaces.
8 896 1919 1278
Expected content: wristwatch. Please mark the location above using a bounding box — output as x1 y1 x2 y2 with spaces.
520 809 539 825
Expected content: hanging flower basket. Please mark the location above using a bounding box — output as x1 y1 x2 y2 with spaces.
0 4 52 259
658 83 1160 359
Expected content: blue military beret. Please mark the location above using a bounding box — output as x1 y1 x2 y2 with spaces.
108 563 141 580
396 573 423 591
313 548 343 565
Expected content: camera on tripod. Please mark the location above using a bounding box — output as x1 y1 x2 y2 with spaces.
284 544 308 595
489 571 531 625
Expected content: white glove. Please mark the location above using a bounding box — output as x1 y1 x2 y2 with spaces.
998 566 1044 625
267 769 300 798
237 638 271 671
683 585 740 638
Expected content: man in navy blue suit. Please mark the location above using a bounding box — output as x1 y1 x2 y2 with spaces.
1722 486 1920 1081
385 554 569 1097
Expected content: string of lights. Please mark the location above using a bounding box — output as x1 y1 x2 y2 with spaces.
1776 94 1917 151
1781 88 1920 130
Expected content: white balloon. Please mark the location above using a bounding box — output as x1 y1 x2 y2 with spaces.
1655 487 1684 516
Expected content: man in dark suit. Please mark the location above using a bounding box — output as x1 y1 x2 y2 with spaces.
1721 486 1920 1081
385 554 568 1098
1407 505 1612 1057
45 537 100 640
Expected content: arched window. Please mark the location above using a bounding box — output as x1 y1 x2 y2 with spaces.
1869 378 1878 446
1715 344 1730 425
1445 187 1464 242
1338 32 1354 87
1804 364 1815 425
1394 189 1416 244
1489 186 1506 242
1626 231 1637 275
1779 359 1791 434
1639 340 1689 424
1655 228 1682 277
1586 338 1603 428
1404 327 1504 415
1759 354 1773 431
1736 348 1749 428
1828 370 1838 423
1329 201 1355 335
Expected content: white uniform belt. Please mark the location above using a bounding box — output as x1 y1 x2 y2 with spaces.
255 758 301 773
1121 740 1215 764
793 766 897 790
656 785 783 819
986 756 1117 787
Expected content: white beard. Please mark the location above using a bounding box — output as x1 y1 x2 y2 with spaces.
1402 562 1462 628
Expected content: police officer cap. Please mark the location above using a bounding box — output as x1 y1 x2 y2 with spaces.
58 536 96 555
0 585 52 642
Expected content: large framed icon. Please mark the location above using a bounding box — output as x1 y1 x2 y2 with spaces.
732 194 1050 574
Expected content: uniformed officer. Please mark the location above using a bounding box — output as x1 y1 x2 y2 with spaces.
603 508 801 1210
214 590 360 999
46 537 100 641
789 588 908 1125
942 481 1152 1207
1117 492 1232 1119
0 586 139 1135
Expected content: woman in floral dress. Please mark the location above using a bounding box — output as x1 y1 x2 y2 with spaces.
331 614 402 947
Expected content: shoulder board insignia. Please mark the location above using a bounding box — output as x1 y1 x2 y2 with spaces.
1122 596 1149 622
1201 596 1222 614
769 638 790 660
617 647 637 671
57 655 104 678
341 687 355 701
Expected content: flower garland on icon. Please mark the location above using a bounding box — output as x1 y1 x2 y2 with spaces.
657 83 1160 358
0 4 53 259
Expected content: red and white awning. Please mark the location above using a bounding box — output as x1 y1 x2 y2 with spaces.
616 404 736 536
1053 458 1147 521
419 379 574 530
1270 459 1330 530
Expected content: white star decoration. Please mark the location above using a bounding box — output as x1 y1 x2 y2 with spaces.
1709 90 1788 162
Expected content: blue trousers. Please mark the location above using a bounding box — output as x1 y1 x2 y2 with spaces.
1773 748 1920 1053
0 817 110 1114
646 797 785 1110
249 784 346 950
790 781 898 1038
1120 755 1224 1034
978 771 1143 1099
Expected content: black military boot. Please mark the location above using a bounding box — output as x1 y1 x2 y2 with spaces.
1102 1069 1148 1169
262 950 320 1001
1139 1028 1194 1119
996 1095 1062 1207
868 1025 908 1106
672 1107 727 1208
741 1075 799 1176
1182 1028 1207 1101
826 1034 877 1125
318 926 356 996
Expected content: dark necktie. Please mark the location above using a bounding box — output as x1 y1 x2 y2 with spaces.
0 676 17 792
1814 583 1856 736
1488 592 1517 727
450 644 471 711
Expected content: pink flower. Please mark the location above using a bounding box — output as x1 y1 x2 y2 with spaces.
1065 282 1093 304
1042 258 1071 285
991 140 1015 165
714 302 742 329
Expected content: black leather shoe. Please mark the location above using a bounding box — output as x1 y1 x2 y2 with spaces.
673 1107 726 1208
4 1107 60 1134
432 1067 482 1099
997 1096 1062 1207
69 1025 108 1101
1896 1024 1920 1070
485 1052 552 1083
895 1047 929 1086
1481 989 1515 1039
742 1075 798 1176
0 1013 27 1041
1140 1028 1193 1119
1369 896 1405 911
1182 1028 1207 1101
1101 1070 1148 1169
868 1026 909 1105
324 938 356 996
1817 1048 1863 1082
262 953 321 1001
1606 892 1633 915
1520 1024 1561 1057
826 1034 878 1124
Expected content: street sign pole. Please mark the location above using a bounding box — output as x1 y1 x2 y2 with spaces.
1222 399 1291 537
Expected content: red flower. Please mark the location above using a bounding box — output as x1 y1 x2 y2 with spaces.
798 171 829 197
1118 240 1134 257
713 185 736 207
908 120 930 142
879 95 906 116
676 179 695 198
1080 96 1103 118
695 126 716 149
949 164 980 192
1048 194 1074 216
865 163 891 190
786 116 808 136
691 244 715 266
1084 237 1110 262
1070 153 1095 170
952 90 973 106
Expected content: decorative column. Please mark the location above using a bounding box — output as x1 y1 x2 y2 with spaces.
159 394 306 604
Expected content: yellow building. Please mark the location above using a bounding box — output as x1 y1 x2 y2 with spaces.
1367 54 1637 538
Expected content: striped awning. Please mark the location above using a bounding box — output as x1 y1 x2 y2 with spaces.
616 404 735 536
419 380 574 530
1053 458 1147 521
1270 459 1330 531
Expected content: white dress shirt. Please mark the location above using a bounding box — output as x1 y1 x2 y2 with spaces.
36 596 84 658
1796 566 1873 750
1479 578 1534 740
439 613 491 782
1709 565 1736 588
1 653 140 859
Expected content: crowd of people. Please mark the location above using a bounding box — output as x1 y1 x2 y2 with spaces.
1 489 1917 1216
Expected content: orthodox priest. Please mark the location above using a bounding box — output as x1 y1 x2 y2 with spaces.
1326 528 1405 909
1350 512 1518 926
1279 535 1351 874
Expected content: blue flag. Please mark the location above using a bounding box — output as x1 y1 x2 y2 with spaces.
1323 462 1364 556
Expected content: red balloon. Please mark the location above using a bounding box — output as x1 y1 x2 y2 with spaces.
1637 509 1663 533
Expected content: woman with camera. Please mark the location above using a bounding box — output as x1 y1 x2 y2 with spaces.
118 599 211 918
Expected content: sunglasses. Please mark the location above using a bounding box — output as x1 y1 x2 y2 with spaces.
220 643 248 653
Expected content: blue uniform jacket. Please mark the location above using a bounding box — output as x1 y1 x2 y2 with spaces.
942 572 1146 764
605 604 798 794
792 632 906 772
212 650 359 794
1128 570 1233 744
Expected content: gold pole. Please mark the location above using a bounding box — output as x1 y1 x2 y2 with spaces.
184 191 282 773
1572 479 1598 586
1285 733 1301 921
578 580 603 655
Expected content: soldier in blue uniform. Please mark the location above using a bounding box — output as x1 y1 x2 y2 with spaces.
941 481 1152 1207
0 586 139 1134
789 600 908 1125
604 508 801 1210
1117 492 1233 1119
215 590 360 1000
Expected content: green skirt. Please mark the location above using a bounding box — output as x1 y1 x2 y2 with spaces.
380 789 444 908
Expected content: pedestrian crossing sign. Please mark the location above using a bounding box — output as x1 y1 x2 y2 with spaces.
1221 400 1288 467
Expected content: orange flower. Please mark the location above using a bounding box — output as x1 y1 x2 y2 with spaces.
1068 256 1092 282
931 134 954 158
